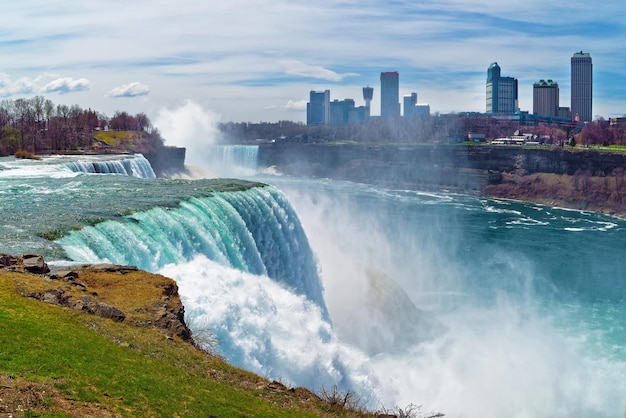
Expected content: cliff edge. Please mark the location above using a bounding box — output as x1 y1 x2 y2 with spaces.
259 143 626 217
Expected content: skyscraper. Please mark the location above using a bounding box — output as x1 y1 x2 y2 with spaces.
533 79 559 117
306 90 330 125
571 51 592 122
486 62 518 114
380 72 400 119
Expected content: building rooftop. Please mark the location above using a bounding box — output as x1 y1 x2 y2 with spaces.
534 79 558 87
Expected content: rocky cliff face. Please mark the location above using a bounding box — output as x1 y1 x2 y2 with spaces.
145 146 186 177
259 143 626 216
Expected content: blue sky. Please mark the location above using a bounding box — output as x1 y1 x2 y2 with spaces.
0 0 624 130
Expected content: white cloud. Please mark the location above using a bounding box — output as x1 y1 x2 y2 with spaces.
281 60 358 82
40 77 92 94
108 82 150 98
286 99 307 111
0 0 624 121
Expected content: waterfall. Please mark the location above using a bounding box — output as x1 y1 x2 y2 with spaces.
204 145 259 177
64 154 156 178
56 184 327 317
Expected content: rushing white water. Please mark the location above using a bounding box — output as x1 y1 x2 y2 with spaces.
0 154 155 179
158 256 383 403
262 178 626 417
202 145 259 177
64 154 155 178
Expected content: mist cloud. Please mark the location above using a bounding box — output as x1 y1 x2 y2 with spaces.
155 101 222 168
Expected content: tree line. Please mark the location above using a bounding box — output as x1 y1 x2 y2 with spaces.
219 114 626 147
0 96 163 156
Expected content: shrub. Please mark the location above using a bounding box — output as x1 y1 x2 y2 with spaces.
15 149 40 160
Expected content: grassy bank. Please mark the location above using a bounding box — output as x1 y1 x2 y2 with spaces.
0 269 377 417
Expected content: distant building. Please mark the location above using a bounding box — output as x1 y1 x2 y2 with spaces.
307 90 330 125
403 93 417 117
486 62 518 114
557 107 571 119
330 99 355 125
348 106 370 123
533 79 559 117
610 117 626 128
380 72 400 119
414 104 430 116
571 51 592 122
404 93 430 117
362 86 373 109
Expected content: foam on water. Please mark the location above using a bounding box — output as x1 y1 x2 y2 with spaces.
158 255 382 403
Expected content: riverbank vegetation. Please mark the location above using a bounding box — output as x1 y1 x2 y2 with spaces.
0 96 163 157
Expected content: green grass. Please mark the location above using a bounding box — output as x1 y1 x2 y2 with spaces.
0 272 350 417
93 131 141 148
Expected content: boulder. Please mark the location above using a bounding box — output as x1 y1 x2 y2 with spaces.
90 302 126 322
21 253 50 274
49 270 79 281
0 253 20 269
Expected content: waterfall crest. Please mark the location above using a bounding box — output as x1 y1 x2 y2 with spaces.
200 145 259 177
64 154 156 178
57 184 327 316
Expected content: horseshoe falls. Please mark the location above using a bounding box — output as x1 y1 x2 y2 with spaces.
1 154 625 416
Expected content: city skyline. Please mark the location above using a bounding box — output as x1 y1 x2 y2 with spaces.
0 0 625 137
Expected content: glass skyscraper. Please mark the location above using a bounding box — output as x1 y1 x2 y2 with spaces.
380 72 400 119
486 62 518 114
571 51 592 123
306 90 330 125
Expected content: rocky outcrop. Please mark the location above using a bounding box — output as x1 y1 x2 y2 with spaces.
2 254 192 341
0 253 49 274
34 288 127 322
